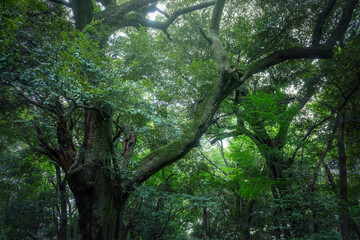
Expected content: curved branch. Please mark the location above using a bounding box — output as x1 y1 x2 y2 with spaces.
159 0 216 30
96 0 157 20
97 0 216 31
243 45 333 78
125 76 238 190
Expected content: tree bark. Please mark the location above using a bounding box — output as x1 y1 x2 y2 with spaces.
338 110 351 240
66 108 126 240
55 164 68 240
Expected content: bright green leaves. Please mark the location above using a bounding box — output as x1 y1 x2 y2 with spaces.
226 136 270 198
242 89 295 138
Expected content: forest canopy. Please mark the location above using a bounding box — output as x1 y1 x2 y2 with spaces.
1 0 360 239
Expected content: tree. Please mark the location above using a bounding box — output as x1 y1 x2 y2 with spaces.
1 0 359 239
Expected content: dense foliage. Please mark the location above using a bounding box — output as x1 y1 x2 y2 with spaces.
1 0 360 239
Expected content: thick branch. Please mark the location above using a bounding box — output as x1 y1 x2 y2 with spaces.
244 46 333 78
312 0 337 46
122 0 358 193
209 0 225 35
107 1 216 31
126 75 240 190
208 0 228 72
96 0 157 21
73 0 93 30
326 0 359 46
244 0 358 77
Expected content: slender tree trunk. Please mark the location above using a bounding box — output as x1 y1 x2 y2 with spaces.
242 199 255 240
338 111 351 240
55 164 68 240
203 207 208 240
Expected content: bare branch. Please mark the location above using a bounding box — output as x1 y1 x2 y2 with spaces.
322 161 337 191
210 131 237 145
195 22 212 45
308 81 359 190
122 196 142 239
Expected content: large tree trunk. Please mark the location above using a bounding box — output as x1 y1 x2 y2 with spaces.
67 108 128 240
71 184 127 240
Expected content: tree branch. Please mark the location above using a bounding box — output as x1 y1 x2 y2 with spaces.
309 79 359 189
160 0 216 30
119 124 137 169
325 0 359 46
155 7 169 18
95 0 216 34
209 0 225 35
208 0 228 72
290 116 331 162
244 46 333 78
122 0 358 192
312 0 337 46
122 1 216 30
199 150 228 176
35 125 62 165
96 0 157 22
49 0 72 8
243 0 358 78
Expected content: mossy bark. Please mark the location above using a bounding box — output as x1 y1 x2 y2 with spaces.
67 109 127 240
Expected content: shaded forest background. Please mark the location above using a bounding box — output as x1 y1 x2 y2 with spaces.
1 0 360 239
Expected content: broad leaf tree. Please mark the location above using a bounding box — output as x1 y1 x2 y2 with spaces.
1 0 359 239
